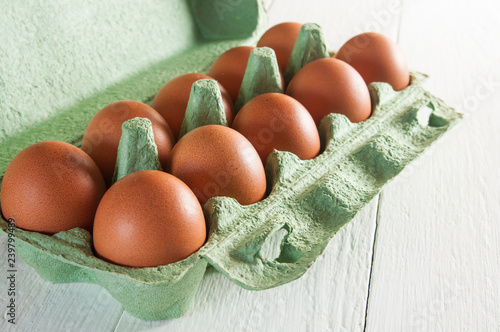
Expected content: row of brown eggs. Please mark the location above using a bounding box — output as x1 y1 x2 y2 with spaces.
0 22 409 268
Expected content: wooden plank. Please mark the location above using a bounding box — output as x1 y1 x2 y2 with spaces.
0 248 124 331
365 0 500 330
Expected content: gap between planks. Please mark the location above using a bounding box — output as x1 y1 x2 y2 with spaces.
363 3 404 330
363 193 383 332
264 0 276 12
395 0 405 43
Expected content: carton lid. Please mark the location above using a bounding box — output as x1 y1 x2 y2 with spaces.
0 0 267 176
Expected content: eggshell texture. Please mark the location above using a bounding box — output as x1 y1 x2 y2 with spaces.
335 32 410 91
207 46 256 103
93 170 206 267
0 141 106 234
81 100 175 187
151 73 235 140
286 58 372 125
167 125 266 206
232 93 320 164
257 22 302 73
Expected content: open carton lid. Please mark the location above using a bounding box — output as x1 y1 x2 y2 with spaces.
0 0 267 175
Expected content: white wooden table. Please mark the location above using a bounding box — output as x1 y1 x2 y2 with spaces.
1 0 499 331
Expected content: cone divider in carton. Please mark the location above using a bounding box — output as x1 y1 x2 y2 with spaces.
284 23 330 85
112 117 163 183
179 79 228 138
235 47 284 111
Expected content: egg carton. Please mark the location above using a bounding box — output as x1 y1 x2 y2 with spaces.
0 0 461 321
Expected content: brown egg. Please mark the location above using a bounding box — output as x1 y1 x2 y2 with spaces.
232 93 320 164
151 73 235 140
93 170 206 267
0 141 106 234
286 58 372 125
207 46 256 103
335 32 410 91
81 100 175 187
167 125 266 206
257 22 302 73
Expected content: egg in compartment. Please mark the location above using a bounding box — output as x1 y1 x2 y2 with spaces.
208 46 257 103
335 32 410 91
257 22 302 73
167 125 267 206
92 170 206 268
0 141 107 234
151 73 235 140
232 92 320 165
286 57 372 125
81 100 175 187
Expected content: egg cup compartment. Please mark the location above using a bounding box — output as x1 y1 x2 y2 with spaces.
0 0 462 321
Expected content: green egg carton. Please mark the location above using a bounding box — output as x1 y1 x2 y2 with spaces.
0 0 462 321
